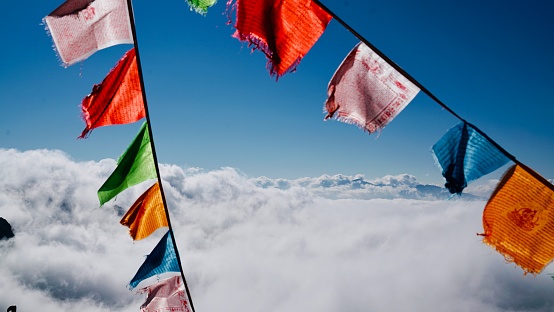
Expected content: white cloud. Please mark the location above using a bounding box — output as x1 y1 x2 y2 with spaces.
0 149 553 312
464 179 501 198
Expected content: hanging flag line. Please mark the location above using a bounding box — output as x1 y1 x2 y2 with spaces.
312 0 518 165
308 1 554 274
125 1 196 311
42 0 554 280
518 162 554 193
312 0 461 119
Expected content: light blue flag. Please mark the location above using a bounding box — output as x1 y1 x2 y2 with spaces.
129 231 180 289
432 122 511 194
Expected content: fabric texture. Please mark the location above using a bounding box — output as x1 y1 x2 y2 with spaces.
324 42 420 134
186 0 217 14
44 0 133 66
98 122 157 205
482 164 554 274
432 122 511 194
229 0 332 78
139 276 190 312
120 182 167 240
129 231 180 289
80 48 144 138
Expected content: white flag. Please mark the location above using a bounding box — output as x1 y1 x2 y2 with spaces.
44 0 133 67
325 42 420 134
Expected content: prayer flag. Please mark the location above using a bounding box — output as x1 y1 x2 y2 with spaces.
98 122 157 205
139 276 191 312
129 231 180 289
80 48 144 138
324 42 420 134
186 0 217 15
432 122 511 194
482 164 554 274
44 0 133 67
120 182 168 240
229 0 332 78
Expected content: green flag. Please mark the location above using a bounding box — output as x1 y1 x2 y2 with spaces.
98 122 157 205
186 0 217 14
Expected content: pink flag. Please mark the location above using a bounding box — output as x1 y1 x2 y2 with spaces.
324 42 420 134
44 0 133 67
139 276 191 312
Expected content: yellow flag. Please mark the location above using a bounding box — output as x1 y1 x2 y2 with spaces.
482 164 554 274
120 182 168 240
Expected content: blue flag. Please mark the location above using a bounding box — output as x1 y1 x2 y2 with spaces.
432 122 511 194
129 231 180 289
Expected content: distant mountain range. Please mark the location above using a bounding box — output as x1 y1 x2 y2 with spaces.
253 173 483 200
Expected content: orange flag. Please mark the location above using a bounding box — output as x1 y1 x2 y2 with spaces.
229 0 332 78
120 182 168 240
482 164 554 274
79 48 145 138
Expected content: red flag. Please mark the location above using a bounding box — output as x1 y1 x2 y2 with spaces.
44 0 133 66
79 48 144 138
229 0 332 78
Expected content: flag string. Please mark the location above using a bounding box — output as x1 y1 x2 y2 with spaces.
126 0 197 311
313 0 519 165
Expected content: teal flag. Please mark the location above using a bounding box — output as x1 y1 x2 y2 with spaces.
129 231 180 289
432 122 511 194
98 122 157 205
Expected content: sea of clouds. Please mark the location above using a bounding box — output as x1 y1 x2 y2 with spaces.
1 148 553 312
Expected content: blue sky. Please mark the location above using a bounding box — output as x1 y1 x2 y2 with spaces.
1 0 553 184
2 2 554 310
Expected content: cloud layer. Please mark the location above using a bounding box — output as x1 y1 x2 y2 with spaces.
1 149 553 312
